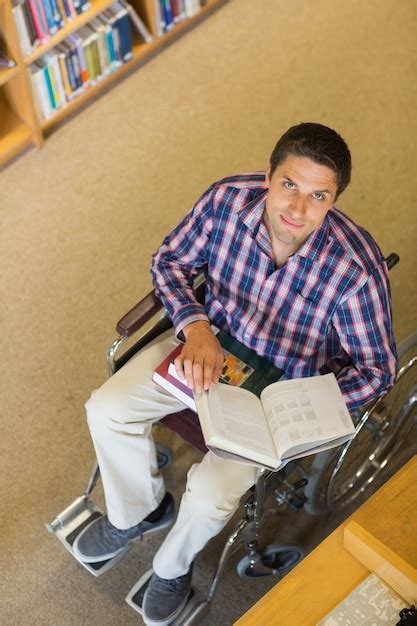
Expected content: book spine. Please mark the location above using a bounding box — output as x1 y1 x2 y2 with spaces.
59 0 71 20
90 35 102 79
120 1 153 44
116 10 133 61
49 0 64 29
12 3 33 55
41 0 58 34
34 0 50 41
104 23 116 67
51 51 67 104
68 43 82 89
57 43 76 93
41 62 56 108
30 65 53 119
72 34 89 85
45 56 61 107
26 0 44 44
21 0 40 47
57 51 72 100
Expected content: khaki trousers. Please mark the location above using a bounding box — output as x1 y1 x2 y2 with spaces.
85 330 258 579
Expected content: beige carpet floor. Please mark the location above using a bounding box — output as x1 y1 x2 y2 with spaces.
1 0 417 624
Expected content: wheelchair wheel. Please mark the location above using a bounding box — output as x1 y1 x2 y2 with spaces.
304 332 417 515
236 545 305 578
156 444 173 470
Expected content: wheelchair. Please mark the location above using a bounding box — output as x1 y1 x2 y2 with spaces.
46 252 417 624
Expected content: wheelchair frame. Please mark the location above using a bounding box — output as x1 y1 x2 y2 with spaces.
46 252 417 623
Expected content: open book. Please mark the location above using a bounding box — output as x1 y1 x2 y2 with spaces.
194 373 355 470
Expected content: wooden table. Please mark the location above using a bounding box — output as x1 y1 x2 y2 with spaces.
235 456 417 625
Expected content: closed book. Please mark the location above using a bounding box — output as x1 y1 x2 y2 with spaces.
109 3 133 62
67 33 88 85
33 0 50 40
49 0 64 29
55 45 72 100
160 0 173 31
96 15 116 69
21 0 40 47
152 0 163 36
41 0 58 35
12 0 33 55
43 50 66 107
89 18 111 75
39 61 56 108
119 0 153 44
30 62 53 118
56 42 77 91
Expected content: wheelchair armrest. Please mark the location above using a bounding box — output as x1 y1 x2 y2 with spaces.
116 291 165 338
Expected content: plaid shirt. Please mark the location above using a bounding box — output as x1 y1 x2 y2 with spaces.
151 173 397 411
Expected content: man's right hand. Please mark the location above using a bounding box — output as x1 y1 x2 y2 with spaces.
174 321 224 394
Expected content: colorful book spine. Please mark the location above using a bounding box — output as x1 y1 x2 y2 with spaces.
42 0 58 35
34 0 51 41
21 0 40 47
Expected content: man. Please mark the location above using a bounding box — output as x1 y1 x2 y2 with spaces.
74 123 397 625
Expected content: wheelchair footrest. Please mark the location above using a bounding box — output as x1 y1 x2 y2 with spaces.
45 496 131 576
126 568 200 624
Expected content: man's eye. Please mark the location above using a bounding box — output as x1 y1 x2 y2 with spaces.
284 181 296 190
312 193 325 201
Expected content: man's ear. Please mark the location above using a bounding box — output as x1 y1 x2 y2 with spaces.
265 166 271 187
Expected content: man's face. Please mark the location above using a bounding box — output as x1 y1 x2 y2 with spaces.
264 155 338 253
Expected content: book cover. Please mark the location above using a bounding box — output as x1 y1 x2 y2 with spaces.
153 331 283 412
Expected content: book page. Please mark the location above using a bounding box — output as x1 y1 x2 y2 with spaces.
202 384 277 458
260 374 354 459
316 572 407 625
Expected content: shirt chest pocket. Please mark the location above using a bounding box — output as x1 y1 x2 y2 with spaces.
278 287 333 344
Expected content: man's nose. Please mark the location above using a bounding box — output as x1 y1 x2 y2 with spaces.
289 194 307 217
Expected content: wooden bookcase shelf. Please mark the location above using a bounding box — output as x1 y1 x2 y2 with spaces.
0 99 33 165
0 0 224 167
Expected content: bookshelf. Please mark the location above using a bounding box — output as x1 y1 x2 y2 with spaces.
0 0 224 167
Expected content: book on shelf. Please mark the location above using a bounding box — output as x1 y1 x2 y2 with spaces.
153 0 203 34
0 49 16 68
11 0 91 56
120 0 153 44
27 1 142 120
153 329 284 412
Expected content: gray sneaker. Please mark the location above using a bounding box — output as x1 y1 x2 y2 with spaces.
143 567 193 626
73 493 174 563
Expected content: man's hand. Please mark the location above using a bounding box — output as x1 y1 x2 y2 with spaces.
174 321 224 393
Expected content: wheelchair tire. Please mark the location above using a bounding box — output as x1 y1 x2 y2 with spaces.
156 444 173 471
236 545 305 578
304 331 417 515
